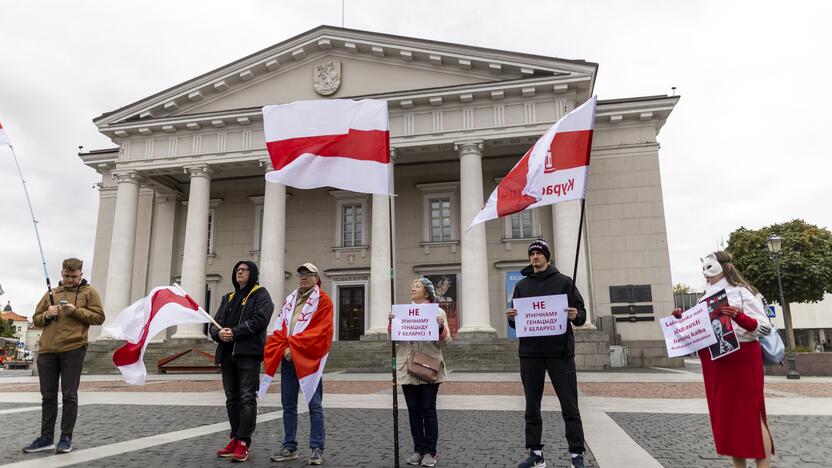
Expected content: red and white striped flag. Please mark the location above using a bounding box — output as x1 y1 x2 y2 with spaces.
262 99 391 195
468 96 597 229
0 122 11 146
103 285 213 385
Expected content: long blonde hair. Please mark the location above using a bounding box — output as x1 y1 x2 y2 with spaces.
714 251 759 295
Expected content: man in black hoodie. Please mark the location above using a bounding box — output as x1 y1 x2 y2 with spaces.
507 239 587 468
209 260 274 462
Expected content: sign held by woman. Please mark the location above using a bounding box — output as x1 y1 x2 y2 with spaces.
391 303 439 341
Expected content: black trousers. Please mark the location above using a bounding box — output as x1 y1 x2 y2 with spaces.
37 346 86 440
402 383 440 456
520 356 585 454
221 354 261 444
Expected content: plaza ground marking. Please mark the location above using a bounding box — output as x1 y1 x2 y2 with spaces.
582 410 663 468
0 410 284 468
0 406 43 416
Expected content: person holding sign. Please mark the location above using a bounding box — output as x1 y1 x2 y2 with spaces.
505 239 587 468
388 278 451 467
672 251 774 468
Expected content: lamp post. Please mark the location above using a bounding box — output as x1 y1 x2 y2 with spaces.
766 234 800 379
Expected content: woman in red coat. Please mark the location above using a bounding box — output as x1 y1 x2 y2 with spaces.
674 251 774 468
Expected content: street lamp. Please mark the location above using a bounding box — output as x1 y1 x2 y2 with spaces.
766 234 800 379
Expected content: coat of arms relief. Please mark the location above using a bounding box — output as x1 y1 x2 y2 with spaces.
313 59 341 96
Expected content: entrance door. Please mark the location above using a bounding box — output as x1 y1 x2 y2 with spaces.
338 286 365 341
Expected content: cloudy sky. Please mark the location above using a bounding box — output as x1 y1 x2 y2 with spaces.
1 1 829 318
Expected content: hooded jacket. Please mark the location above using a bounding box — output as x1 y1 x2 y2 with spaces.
33 279 105 353
209 261 274 362
508 264 587 358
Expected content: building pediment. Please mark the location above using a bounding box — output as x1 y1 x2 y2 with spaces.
95 26 597 129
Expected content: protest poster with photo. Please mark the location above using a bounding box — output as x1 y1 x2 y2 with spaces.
390 303 440 341
701 289 740 360
659 303 718 357
512 294 568 338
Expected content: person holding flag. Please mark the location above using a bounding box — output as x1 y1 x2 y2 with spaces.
469 97 597 468
209 261 273 462
263 263 333 466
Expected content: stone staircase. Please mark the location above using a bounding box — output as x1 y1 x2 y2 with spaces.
82 331 611 375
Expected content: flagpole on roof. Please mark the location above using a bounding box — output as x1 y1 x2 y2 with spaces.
6 144 56 306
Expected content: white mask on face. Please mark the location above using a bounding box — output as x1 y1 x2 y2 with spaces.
701 253 724 278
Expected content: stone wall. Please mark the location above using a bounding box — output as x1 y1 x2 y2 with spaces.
764 352 832 377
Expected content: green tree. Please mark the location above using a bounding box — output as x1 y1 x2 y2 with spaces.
0 319 15 338
673 283 693 294
726 219 832 346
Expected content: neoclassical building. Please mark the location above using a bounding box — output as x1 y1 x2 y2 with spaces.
81 26 678 349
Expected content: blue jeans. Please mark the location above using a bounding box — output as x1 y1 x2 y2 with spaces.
280 358 325 450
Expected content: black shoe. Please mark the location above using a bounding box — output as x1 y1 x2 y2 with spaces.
517 451 546 468
22 436 55 453
55 435 73 453
571 454 585 468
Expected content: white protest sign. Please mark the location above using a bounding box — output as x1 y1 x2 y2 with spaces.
513 294 569 338
659 303 718 357
391 303 440 341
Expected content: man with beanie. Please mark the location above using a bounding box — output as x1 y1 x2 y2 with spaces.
210 261 273 462
506 239 587 468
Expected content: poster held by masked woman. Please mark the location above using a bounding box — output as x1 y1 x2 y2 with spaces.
701 289 740 360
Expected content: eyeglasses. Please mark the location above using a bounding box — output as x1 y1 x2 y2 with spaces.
296 273 317 279
236 268 250 272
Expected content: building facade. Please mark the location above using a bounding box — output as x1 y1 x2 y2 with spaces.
81 26 678 345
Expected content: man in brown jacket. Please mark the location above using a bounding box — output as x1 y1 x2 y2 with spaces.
23 258 104 454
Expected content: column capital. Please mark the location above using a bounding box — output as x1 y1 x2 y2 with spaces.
259 158 274 172
184 164 213 179
454 139 484 155
111 170 142 185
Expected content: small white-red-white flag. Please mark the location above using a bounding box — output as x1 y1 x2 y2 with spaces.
468 96 597 229
0 122 11 146
263 99 391 195
103 285 213 385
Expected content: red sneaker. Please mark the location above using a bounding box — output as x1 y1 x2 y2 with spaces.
231 440 249 462
217 438 237 458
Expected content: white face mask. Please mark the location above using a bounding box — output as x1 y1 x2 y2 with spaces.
701 253 724 278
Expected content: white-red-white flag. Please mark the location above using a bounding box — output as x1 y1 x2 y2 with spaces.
263 99 391 195
0 122 11 146
103 285 213 385
468 96 597 229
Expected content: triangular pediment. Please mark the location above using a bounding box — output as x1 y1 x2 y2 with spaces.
96 26 596 128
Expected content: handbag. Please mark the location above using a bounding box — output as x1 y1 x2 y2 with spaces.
406 350 442 383
758 298 785 365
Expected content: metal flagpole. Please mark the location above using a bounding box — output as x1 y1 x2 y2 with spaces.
389 192 400 468
7 145 56 306
569 199 587 303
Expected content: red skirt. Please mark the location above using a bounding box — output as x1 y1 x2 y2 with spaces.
699 340 773 459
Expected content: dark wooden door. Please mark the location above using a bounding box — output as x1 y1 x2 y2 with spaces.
338 286 365 341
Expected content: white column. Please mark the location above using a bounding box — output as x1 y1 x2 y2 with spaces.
100 171 141 338
259 161 286 327
172 165 212 339
553 200 594 327
456 140 496 337
367 193 392 336
147 192 178 342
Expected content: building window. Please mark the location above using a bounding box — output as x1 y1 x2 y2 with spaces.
510 210 534 238
207 208 216 254
341 204 363 247
429 198 452 242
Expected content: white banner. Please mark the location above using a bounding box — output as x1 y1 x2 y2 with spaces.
391 303 440 341
659 303 718 358
513 294 569 337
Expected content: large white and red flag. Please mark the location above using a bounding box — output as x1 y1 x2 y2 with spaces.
262 99 391 195
468 96 597 229
258 285 333 403
103 285 213 385
0 122 11 146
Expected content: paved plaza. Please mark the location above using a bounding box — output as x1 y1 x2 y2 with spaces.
1 363 830 467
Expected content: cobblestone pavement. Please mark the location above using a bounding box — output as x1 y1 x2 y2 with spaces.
608 412 832 467
71 408 595 468
0 404 272 465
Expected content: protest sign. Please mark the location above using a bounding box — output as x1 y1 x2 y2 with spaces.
391 303 440 341
701 289 740 360
513 294 568 338
660 303 718 357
